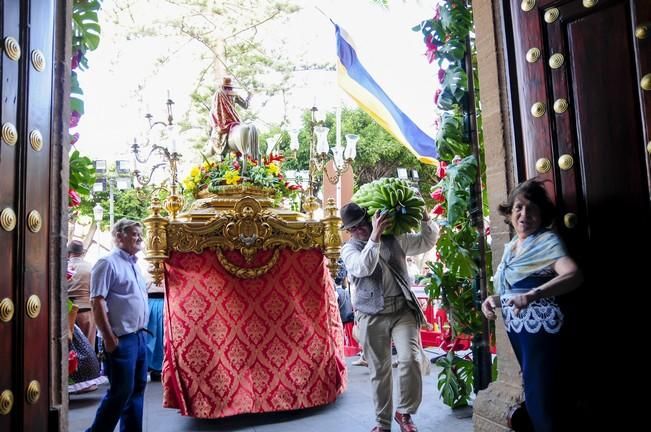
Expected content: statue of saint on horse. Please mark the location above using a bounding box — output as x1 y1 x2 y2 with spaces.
206 77 260 174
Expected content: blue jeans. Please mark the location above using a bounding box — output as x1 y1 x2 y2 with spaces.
146 298 164 372
86 330 148 432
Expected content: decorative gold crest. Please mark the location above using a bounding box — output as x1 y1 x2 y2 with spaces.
145 195 342 281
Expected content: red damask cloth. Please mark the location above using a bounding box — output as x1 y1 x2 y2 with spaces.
162 248 347 418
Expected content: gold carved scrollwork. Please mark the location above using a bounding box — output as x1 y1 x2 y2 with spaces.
167 196 332 279
142 198 169 286
321 198 343 278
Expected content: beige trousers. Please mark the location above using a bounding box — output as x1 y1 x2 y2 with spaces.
76 310 96 350
357 297 422 429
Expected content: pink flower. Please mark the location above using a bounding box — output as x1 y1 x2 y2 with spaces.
68 188 81 207
431 188 445 203
434 88 442 105
71 50 82 70
436 161 448 179
426 47 437 64
434 5 441 20
438 68 446 84
432 204 445 216
485 226 491 236
425 35 437 50
70 110 81 128
70 132 80 146
68 350 79 375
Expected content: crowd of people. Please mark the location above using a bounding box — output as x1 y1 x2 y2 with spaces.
67 176 579 432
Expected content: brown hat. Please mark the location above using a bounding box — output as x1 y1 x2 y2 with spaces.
340 202 368 230
221 77 238 89
67 240 84 255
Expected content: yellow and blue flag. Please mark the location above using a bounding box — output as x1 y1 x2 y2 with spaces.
335 23 438 164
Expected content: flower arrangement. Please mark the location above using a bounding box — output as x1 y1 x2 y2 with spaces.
182 152 302 203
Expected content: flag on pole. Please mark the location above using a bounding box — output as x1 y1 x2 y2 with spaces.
334 23 438 164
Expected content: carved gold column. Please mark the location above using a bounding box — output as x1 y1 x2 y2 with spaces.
321 198 342 278
142 197 169 285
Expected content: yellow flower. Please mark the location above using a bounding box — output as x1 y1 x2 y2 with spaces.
183 179 196 191
267 162 280 176
224 170 241 185
190 166 200 177
202 162 211 170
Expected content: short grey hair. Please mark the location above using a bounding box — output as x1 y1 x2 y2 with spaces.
111 218 142 241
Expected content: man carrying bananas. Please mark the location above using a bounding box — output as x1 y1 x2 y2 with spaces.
339 202 438 432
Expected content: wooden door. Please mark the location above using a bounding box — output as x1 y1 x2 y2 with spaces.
502 0 650 421
1 0 68 430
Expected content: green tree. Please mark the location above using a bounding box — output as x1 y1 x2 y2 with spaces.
107 0 307 152
77 188 152 230
262 107 437 205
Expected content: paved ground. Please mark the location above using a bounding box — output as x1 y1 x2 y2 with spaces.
69 352 473 432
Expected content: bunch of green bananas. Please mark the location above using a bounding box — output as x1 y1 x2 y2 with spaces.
352 177 425 235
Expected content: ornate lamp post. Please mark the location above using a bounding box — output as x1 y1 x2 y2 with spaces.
130 96 184 219
301 106 358 219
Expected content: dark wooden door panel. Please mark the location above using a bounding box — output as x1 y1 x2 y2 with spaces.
1 0 57 429
1 1 21 430
502 0 651 422
565 2 649 257
22 1 54 428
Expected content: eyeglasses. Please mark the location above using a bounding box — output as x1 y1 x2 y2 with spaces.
345 223 364 233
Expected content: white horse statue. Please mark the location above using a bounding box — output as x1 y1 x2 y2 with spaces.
205 77 260 174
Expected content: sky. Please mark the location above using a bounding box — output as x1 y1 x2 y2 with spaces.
74 0 438 165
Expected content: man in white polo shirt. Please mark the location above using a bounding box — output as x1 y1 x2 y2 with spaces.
86 219 149 432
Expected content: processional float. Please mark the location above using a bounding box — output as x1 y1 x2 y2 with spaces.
132 92 357 418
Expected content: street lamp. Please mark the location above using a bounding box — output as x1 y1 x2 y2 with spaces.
93 160 134 227
300 106 358 219
397 167 420 186
93 203 104 259
93 203 104 223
